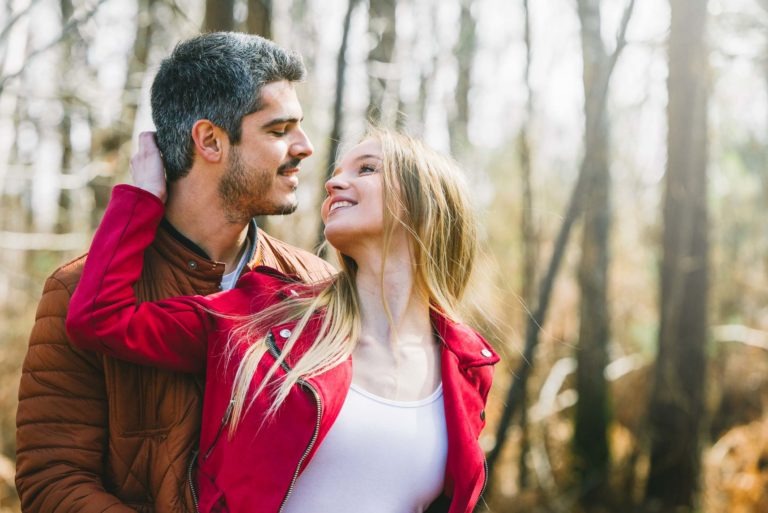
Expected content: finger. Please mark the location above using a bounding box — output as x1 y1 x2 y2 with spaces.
137 131 157 154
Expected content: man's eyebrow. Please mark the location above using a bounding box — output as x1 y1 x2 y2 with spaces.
260 116 303 129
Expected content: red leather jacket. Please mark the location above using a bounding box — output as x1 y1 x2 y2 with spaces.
66 185 499 513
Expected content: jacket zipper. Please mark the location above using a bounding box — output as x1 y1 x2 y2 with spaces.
266 334 323 513
204 400 234 461
187 450 200 513
188 389 236 513
480 456 489 499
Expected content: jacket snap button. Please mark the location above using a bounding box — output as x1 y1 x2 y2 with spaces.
480 410 486 421
279 329 292 338
188 260 198 270
481 348 492 357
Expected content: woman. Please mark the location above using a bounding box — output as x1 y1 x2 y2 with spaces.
67 128 499 513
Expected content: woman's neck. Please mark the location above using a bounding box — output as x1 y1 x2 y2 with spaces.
351 244 440 402
354 249 431 345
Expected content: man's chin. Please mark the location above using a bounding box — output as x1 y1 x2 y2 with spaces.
273 203 298 216
258 201 298 216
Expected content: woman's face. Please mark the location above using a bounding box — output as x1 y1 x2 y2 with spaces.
321 139 386 253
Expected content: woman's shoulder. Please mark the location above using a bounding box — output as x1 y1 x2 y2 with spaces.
432 311 500 365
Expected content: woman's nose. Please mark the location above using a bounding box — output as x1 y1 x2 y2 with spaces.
324 173 349 193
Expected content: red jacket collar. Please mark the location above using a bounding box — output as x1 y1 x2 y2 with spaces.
430 309 499 368
250 263 500 369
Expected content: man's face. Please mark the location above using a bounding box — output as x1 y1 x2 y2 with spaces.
218 80 313 222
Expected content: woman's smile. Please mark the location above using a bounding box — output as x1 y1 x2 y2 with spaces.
328 199 356 215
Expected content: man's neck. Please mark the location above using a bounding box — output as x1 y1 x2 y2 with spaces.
165 182 249 272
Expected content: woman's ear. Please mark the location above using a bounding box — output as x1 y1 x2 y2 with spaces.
190 119 226 163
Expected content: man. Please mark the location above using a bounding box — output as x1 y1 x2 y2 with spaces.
15 32 333 513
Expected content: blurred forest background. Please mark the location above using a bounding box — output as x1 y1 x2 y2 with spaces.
0 0 767 512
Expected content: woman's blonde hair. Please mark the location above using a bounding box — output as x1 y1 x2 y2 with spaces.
223 127 478 434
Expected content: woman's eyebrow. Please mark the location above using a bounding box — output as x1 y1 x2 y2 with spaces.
352 154 382 162
330 154 383 175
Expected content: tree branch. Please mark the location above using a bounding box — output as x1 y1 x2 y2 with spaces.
0 0 109 94
0 0 46 46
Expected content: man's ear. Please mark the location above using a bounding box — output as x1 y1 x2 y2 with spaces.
190 119 227 163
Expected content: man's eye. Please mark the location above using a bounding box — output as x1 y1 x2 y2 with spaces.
271 130 287 136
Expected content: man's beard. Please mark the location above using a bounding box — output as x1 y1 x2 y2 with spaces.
218 148 298 223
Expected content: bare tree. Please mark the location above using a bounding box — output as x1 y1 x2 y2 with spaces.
89 0 157 225
316 0 361 251
516 0 537 491
485 0 636 496
204 0 235 32
572 0 614 507
366 0 396 125
644 0 709 511
0 0 109 94
246 0 271 38
448 0 476 155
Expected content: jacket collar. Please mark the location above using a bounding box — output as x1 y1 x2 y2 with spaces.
247 263 500 368
153 218 258 283
431 310 499 368
261 292 499 370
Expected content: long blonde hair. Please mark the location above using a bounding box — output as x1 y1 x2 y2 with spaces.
224 128 478 434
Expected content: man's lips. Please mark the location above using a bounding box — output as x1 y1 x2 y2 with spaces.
278 159 302 175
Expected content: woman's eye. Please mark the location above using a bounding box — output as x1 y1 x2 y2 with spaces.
360 165 377 174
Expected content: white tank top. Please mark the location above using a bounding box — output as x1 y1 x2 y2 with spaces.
281 383 448 513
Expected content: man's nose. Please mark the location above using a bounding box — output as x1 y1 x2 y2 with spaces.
292 129 313 159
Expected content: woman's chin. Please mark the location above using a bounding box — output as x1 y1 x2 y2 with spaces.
323 229 350 254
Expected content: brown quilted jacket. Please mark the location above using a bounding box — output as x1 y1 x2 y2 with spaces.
15 220 335 513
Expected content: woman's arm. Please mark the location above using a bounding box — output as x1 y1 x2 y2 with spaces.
66 135 210 373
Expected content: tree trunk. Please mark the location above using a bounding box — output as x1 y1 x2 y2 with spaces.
246 0 271 38
56 0 75 233
414 46 438 138
485 0 636 495
448 0 476 155
204 0 235 32
90 0 155 223
644 0 709 511
290 0 317 80
573 0 612 508
516 0 536 491
122 0 155 137
315 0 359 251
366 0 396 125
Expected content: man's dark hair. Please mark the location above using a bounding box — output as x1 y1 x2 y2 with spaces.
150 32 305 180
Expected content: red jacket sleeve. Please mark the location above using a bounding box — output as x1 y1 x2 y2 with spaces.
66 185 211 373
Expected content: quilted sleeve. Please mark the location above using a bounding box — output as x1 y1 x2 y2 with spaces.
15 273 137 513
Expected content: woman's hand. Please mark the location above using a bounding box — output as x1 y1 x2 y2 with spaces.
131 131 167 202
